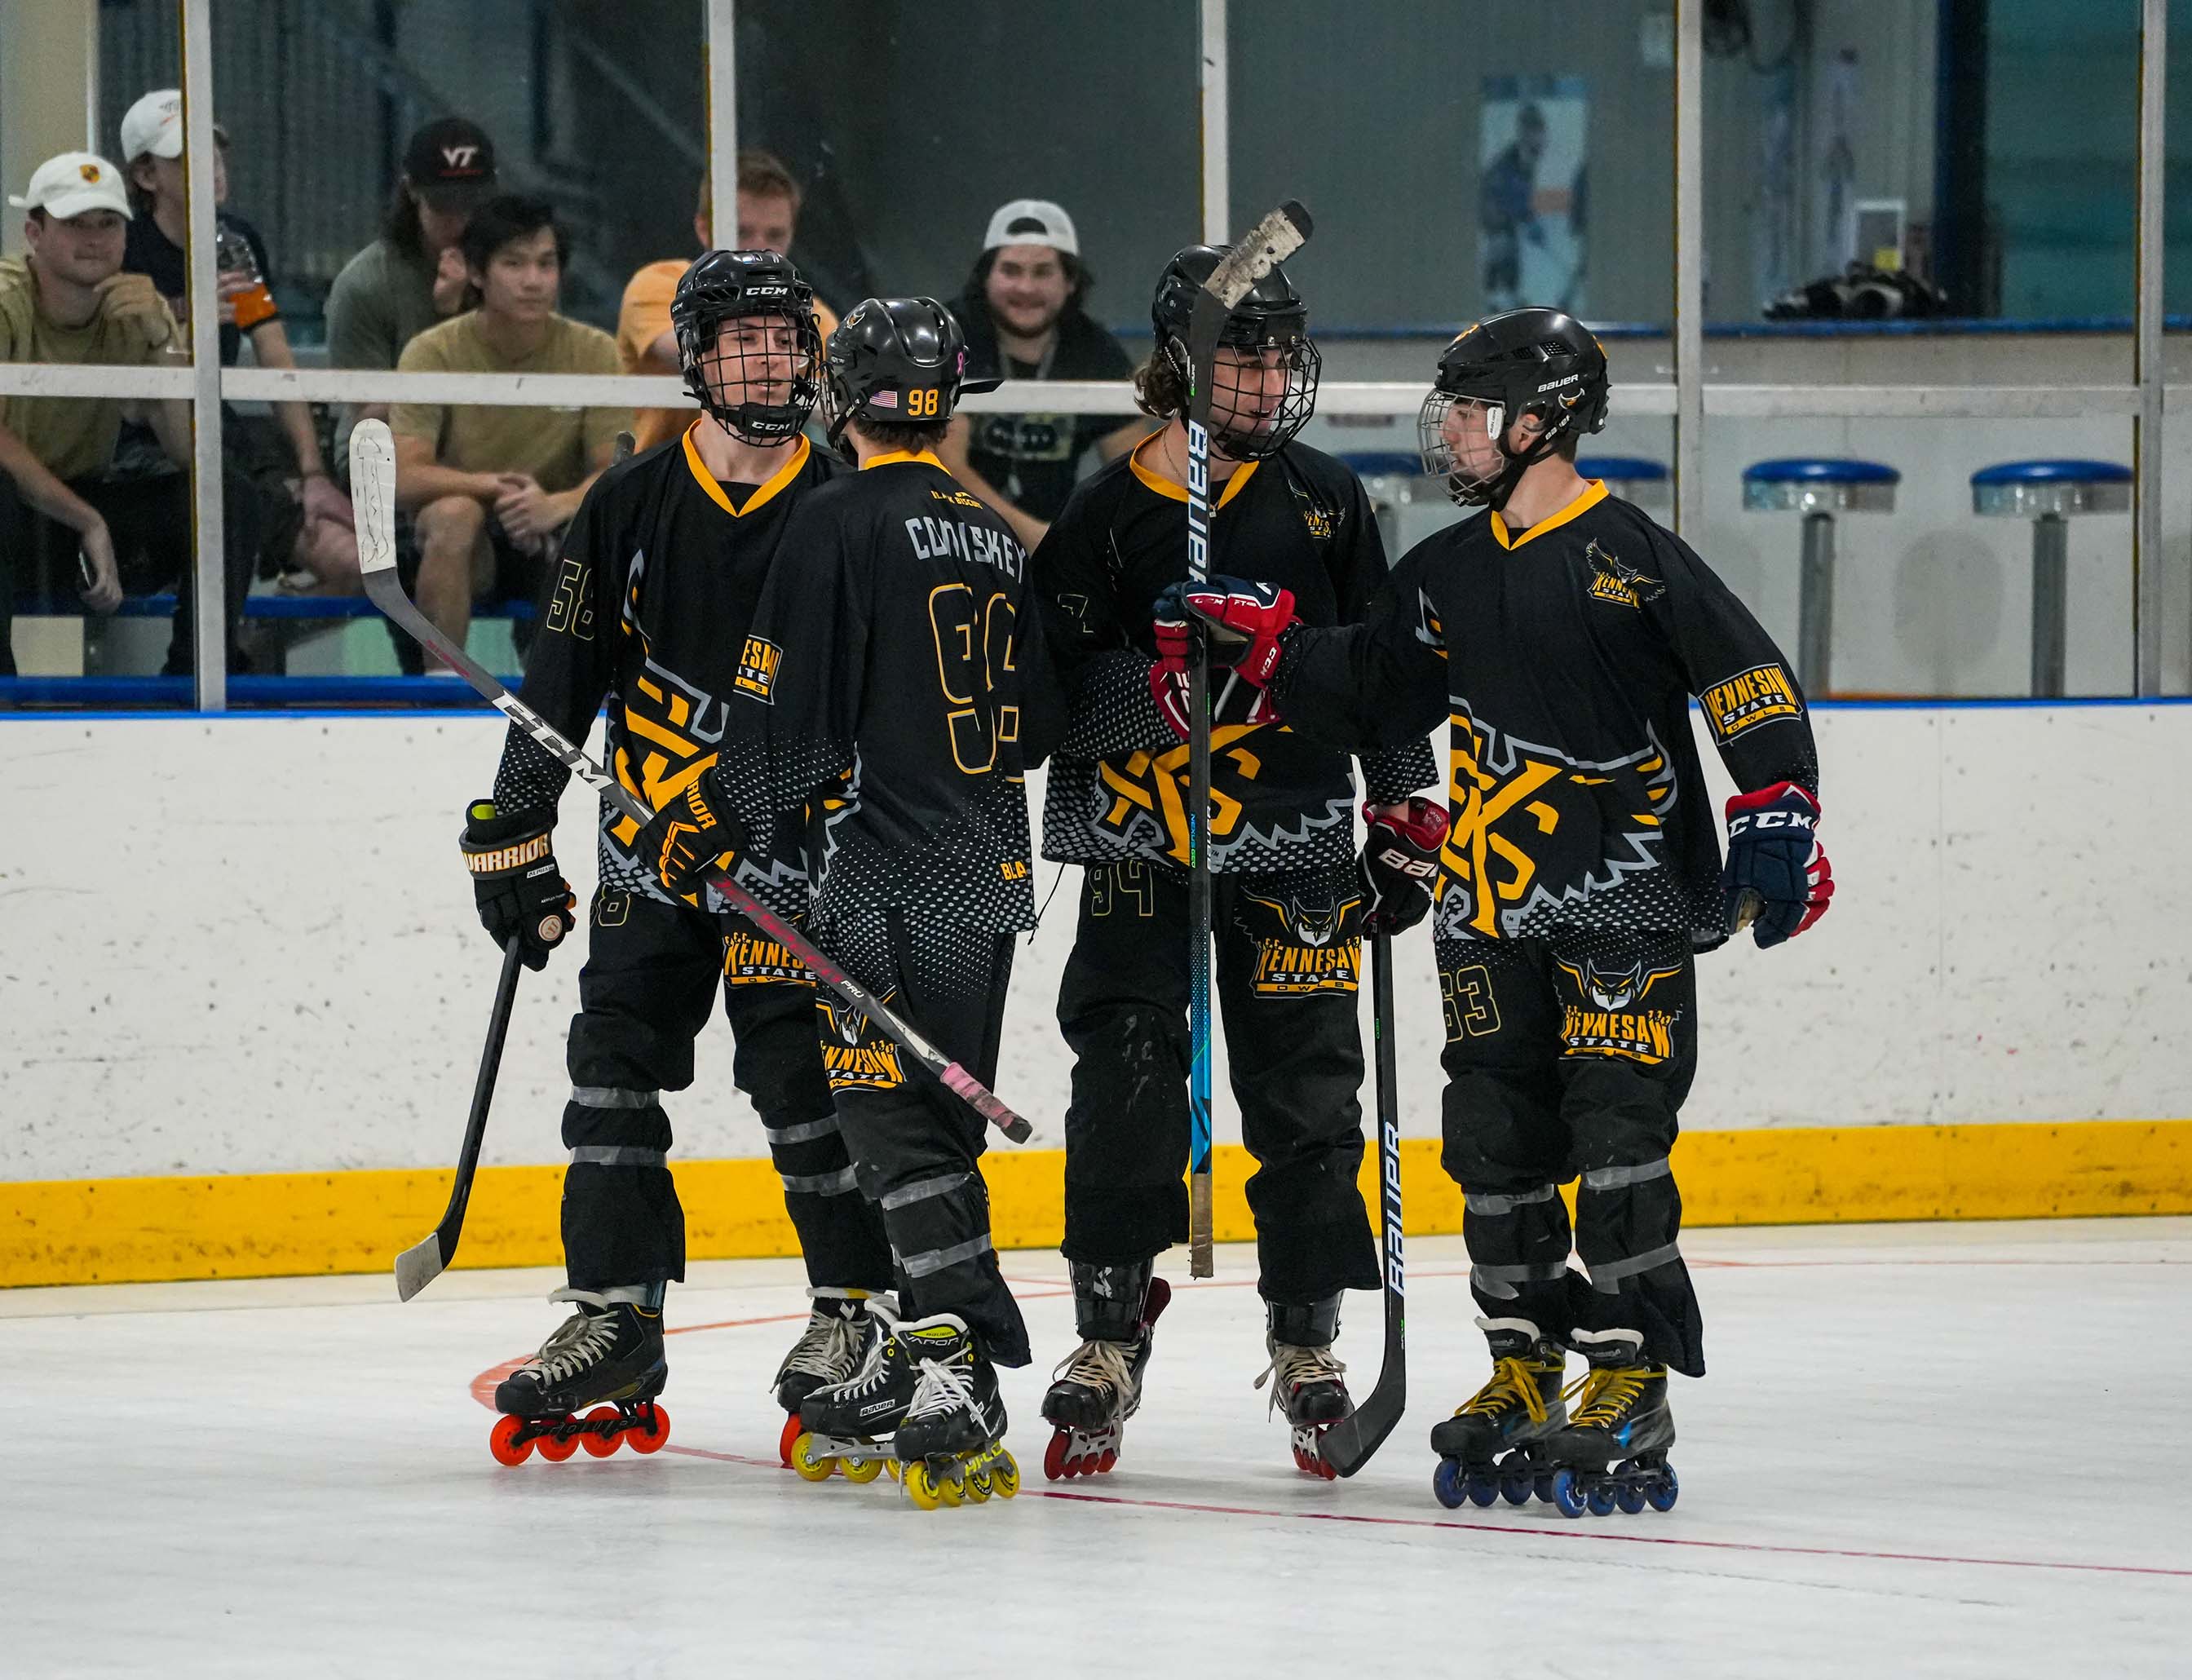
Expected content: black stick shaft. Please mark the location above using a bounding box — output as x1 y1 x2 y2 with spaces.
441 935 526 1259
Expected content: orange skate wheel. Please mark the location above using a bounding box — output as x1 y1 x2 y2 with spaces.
627 1404 670 1454
536 1426 580 1462
488 1415 533 1467
581 1407 623 1457
778 1411 803 1467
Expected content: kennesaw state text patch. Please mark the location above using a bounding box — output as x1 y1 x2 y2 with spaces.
1700 663 1801 743
732 635 782 702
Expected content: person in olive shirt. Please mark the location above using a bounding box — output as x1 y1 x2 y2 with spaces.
939 200 1142 551
390 195 631 661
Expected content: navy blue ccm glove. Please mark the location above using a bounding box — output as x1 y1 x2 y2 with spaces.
460 801 574 970
632 771 749 902
1721 781 1835 948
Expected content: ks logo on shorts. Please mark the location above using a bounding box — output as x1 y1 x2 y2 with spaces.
1236 890 1363 996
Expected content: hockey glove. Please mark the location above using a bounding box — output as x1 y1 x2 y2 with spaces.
1359 797 1450 935
1721 781 1834 948
634 769 749 903
1150 577 1297 741
460 801 574 970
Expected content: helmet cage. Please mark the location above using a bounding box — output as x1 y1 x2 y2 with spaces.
1418 374 1593 510
676 295 822 446
1160 323 1322 461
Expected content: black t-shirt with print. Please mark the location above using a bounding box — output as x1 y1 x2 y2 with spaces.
952 296 1137 523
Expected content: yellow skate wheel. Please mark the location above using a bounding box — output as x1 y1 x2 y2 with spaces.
963 1461 992 1503
882 1457 902 1482
992 1450 1020 1499
841 1454 886 1484
904 1461 943 1510
789 1433 837 1483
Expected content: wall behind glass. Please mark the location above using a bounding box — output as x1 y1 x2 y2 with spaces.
1230 0 1674 333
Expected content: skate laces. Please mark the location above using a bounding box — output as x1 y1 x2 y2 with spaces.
1253 1342 1346 1419
1462 1355 1550 1426
1562 1364 1662 1427
776 1304 866 1385
813 1305 902 1403
1052 1337 1137 1395
903 1347 979 1425
518 1289 621 1386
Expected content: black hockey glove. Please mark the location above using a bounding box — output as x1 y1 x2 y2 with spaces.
1359 797 1450 935
633 770 749 903
1150 577 1297 741
1721 781 1834 948
460 800 574 970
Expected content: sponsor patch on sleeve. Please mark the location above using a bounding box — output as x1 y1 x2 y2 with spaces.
732 635 782 702
1700 663 1802 742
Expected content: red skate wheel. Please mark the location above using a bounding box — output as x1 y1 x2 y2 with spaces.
1043 1431 1068 1482
488 1415 533 1467
536 1424 581 1462
779 1412 803 1468
1097 1448 1117 1474
580 1407 623 1457
628 1404 670 1454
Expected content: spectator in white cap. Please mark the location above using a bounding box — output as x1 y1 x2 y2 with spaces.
0 151 260 676
941 197 1143 549
117 89 358 599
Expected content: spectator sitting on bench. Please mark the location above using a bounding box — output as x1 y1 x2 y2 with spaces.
391 194 630 665
0 151 260 678
118 88 358 597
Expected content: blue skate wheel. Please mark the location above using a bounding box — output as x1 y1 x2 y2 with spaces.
1549 1469 1588 1519
1500 1465 1535 1505
1586 1480 1618 1518
1432 1458 1467 1510
1616 1483 1646 1514
1465 1471 1499 1508
1534 1471 1555 1505
1646 1465 1680 1513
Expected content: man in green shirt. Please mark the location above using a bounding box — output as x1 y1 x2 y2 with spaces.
391 194 630 662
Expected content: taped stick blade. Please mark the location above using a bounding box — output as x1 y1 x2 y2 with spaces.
349 418 399 578
1203 201 1314 311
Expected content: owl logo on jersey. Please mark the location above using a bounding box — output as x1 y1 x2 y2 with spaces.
1435 709 1678 940
1238 889 1364 996
1554 954 1683 1012
1584 541 1664 610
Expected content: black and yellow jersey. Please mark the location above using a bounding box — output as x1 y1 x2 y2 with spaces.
1032 434 1438 876
710 449 1066 935
488 423 845 918
1272 479 1820 947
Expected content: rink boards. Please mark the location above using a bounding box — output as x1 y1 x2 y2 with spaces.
4 701 2191 1285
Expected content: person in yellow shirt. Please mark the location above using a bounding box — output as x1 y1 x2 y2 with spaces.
616 150 837 453
391 195 632 663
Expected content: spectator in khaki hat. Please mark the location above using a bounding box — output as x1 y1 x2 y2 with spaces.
940 198 1143 550
615 149 837 453
0 152 260 674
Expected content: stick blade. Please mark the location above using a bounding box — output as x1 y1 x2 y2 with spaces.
1204 201 1315 310
349 418 399 578
1315 1381 1403 1478
392 1231 444 1302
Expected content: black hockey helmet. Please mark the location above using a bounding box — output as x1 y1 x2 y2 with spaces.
671 249 822 445
1147 243 1320 460
820 296 999 458
1418 307 1609 510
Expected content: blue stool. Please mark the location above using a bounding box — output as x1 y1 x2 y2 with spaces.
1341 451 1434 555
1577 456 1669 506
1741 458 1899 694
1971 460 2132 697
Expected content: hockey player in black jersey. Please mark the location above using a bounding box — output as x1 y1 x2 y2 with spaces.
458 251 894 1466
1029 244 1443 1480
634 296 1061 1508
1166 307 1836 1517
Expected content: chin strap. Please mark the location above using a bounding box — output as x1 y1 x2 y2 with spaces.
1459 417 1572 513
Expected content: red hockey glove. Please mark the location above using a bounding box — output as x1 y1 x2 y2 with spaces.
1150 577 1297 741
634 769 749 903
1359 797 1450 935
1721 781 1833 948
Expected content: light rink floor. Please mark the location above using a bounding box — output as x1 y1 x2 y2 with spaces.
5 1220 2188 1679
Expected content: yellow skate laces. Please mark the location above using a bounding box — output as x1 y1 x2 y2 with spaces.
1561 1364 1664 1428
1459 1355 1551 1426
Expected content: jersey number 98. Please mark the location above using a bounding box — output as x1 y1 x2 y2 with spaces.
928 583 1019 775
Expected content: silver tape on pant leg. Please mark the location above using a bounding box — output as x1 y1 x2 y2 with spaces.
569 1085 661 1110
1469 1259 1573 1300
764 1115 842 1147
879 1171 970 1211
1465 1183 1560 1216
896 1232 994 1280
1587 1240 1686 1293
1580 1158 1673 1191
568 1145 667 1167
780 1165 860 1196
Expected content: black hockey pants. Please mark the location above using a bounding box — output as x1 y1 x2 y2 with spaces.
1057 860 1381 1306
560 891 891 1294
1436 929 1705 1377
815 909 1030 1368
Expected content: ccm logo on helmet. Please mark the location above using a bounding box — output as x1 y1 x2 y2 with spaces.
744 284 790 299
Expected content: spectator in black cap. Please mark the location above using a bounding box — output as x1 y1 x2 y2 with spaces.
325 117 498 425
939 198 1142 550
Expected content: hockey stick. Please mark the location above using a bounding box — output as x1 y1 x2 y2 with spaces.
348 419 1033 1145
1182 201 1314 1278
394 936 527 1300
1316 930 1404 1475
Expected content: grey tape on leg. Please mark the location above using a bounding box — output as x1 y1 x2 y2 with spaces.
569 1145 667 1167
1465 1183 1560 1216
780 1165 860 1196
764 1115 842 1146
569 1085 660 1110
1587 1241 1686 1293
1580 1158 1673 1191
896 1232 994 1280
879 1171 970 1212
1470 1260 1573 1300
